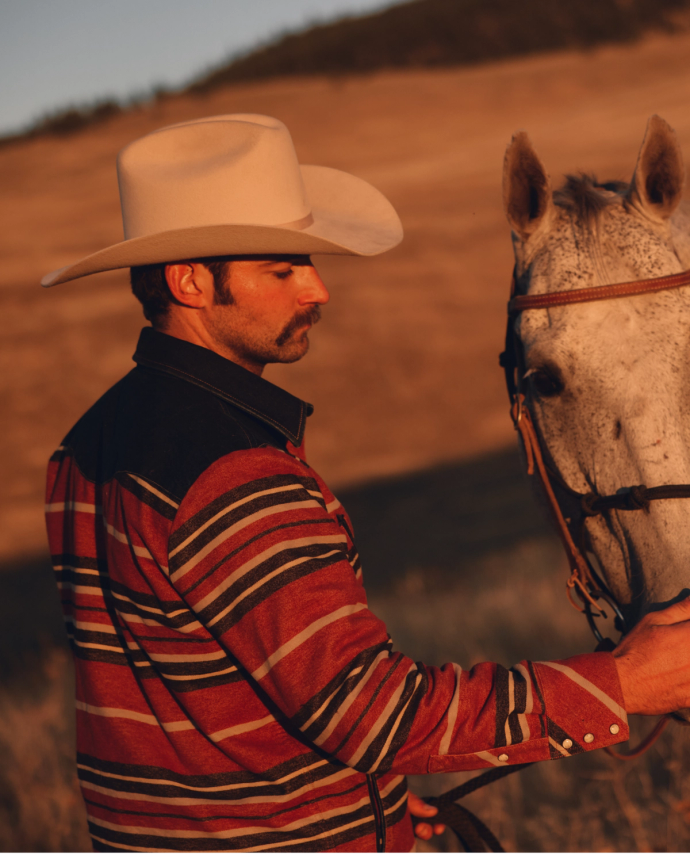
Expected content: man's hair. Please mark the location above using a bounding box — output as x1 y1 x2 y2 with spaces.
130 258 234 325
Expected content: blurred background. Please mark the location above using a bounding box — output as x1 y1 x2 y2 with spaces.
1 0 690 851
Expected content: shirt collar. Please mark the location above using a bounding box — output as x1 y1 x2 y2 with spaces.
132 328 313 446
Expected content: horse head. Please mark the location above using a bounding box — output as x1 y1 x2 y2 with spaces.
502 116 690 634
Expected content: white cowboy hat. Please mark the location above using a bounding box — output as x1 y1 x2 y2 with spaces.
41 113 403 287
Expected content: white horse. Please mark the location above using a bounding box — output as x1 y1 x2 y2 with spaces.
502 117 690 684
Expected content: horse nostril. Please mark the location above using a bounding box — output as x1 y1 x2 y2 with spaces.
614 420 622 440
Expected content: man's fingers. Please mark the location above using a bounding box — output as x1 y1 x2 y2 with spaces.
648 595 690 625
637 596 690 626
414 823 433 841
409 791 448 842
407 791 438 817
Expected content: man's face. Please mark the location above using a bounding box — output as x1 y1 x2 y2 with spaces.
203 256 329 372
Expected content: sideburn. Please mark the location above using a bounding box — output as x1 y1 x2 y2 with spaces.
204 259 234 305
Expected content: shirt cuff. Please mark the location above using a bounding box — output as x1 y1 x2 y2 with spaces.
531 652 629 758
427 652 629 772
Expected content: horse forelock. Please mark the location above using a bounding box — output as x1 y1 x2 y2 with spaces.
552 173 629 228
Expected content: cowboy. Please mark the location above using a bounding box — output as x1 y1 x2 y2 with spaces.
43 114 690 852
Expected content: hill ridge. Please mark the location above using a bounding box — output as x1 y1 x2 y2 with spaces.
4 0 690 145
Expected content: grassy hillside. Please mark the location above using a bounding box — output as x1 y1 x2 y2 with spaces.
7 0 690 143
190 0 690 91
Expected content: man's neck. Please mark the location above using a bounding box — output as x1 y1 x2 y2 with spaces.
155 318 265 377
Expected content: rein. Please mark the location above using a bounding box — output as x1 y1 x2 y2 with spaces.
414 267 690 852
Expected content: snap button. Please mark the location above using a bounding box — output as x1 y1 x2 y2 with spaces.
497 753 509 762
562 738 573 749
610 724 620 735
584 733 594 743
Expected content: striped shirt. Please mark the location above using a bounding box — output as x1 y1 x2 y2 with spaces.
45 328 629 852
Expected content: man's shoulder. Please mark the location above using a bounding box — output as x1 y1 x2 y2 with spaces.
60 363 288 502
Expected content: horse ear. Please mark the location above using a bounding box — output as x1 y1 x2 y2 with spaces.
628 116 685 221
503 132 553 241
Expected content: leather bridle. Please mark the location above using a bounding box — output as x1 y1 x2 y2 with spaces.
413 266 690 843
413 265 690 842
500 265 690 645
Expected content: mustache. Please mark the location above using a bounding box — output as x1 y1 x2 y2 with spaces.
275 305 322 347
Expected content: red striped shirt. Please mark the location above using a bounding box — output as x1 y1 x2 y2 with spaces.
45 328 630 852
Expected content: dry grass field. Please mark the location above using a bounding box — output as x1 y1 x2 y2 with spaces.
2 27 690 851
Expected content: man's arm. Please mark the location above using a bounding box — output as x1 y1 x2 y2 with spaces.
164 445 690 775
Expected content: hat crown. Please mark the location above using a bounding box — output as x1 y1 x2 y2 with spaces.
40 113 404 287
117 114 311 239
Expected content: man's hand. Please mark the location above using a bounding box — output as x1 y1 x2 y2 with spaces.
407 791 446 842
613 595 690 715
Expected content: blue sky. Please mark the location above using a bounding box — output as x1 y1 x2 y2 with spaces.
1 0 404 136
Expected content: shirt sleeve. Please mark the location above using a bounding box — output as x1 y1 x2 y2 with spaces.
168 446 629 775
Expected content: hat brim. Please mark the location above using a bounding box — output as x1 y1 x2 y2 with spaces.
41 165 402 287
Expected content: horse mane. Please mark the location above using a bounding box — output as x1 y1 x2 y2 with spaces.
553 173 629 226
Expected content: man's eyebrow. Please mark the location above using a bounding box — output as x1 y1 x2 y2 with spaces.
258 256 310 267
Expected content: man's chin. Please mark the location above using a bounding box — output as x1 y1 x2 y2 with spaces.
264 336 310 365
276 346 310 365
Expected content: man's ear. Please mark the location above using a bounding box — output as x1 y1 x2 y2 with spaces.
628 115 685 222
503 131 553 241
165 263 214 309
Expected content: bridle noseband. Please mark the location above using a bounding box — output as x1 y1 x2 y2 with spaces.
501 265 690 645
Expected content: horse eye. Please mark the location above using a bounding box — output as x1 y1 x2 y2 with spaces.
528 367 564 398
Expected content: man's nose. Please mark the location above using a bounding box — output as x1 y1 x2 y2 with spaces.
298 266 330 306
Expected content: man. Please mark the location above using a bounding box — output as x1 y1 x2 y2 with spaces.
43 114 690 853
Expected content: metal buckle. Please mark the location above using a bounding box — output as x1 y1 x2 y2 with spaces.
584 591 627 643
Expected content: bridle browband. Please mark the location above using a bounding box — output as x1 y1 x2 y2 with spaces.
508 266 690 314
501 265 690 645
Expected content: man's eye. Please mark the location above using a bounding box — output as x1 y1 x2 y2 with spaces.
274 268 293 280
